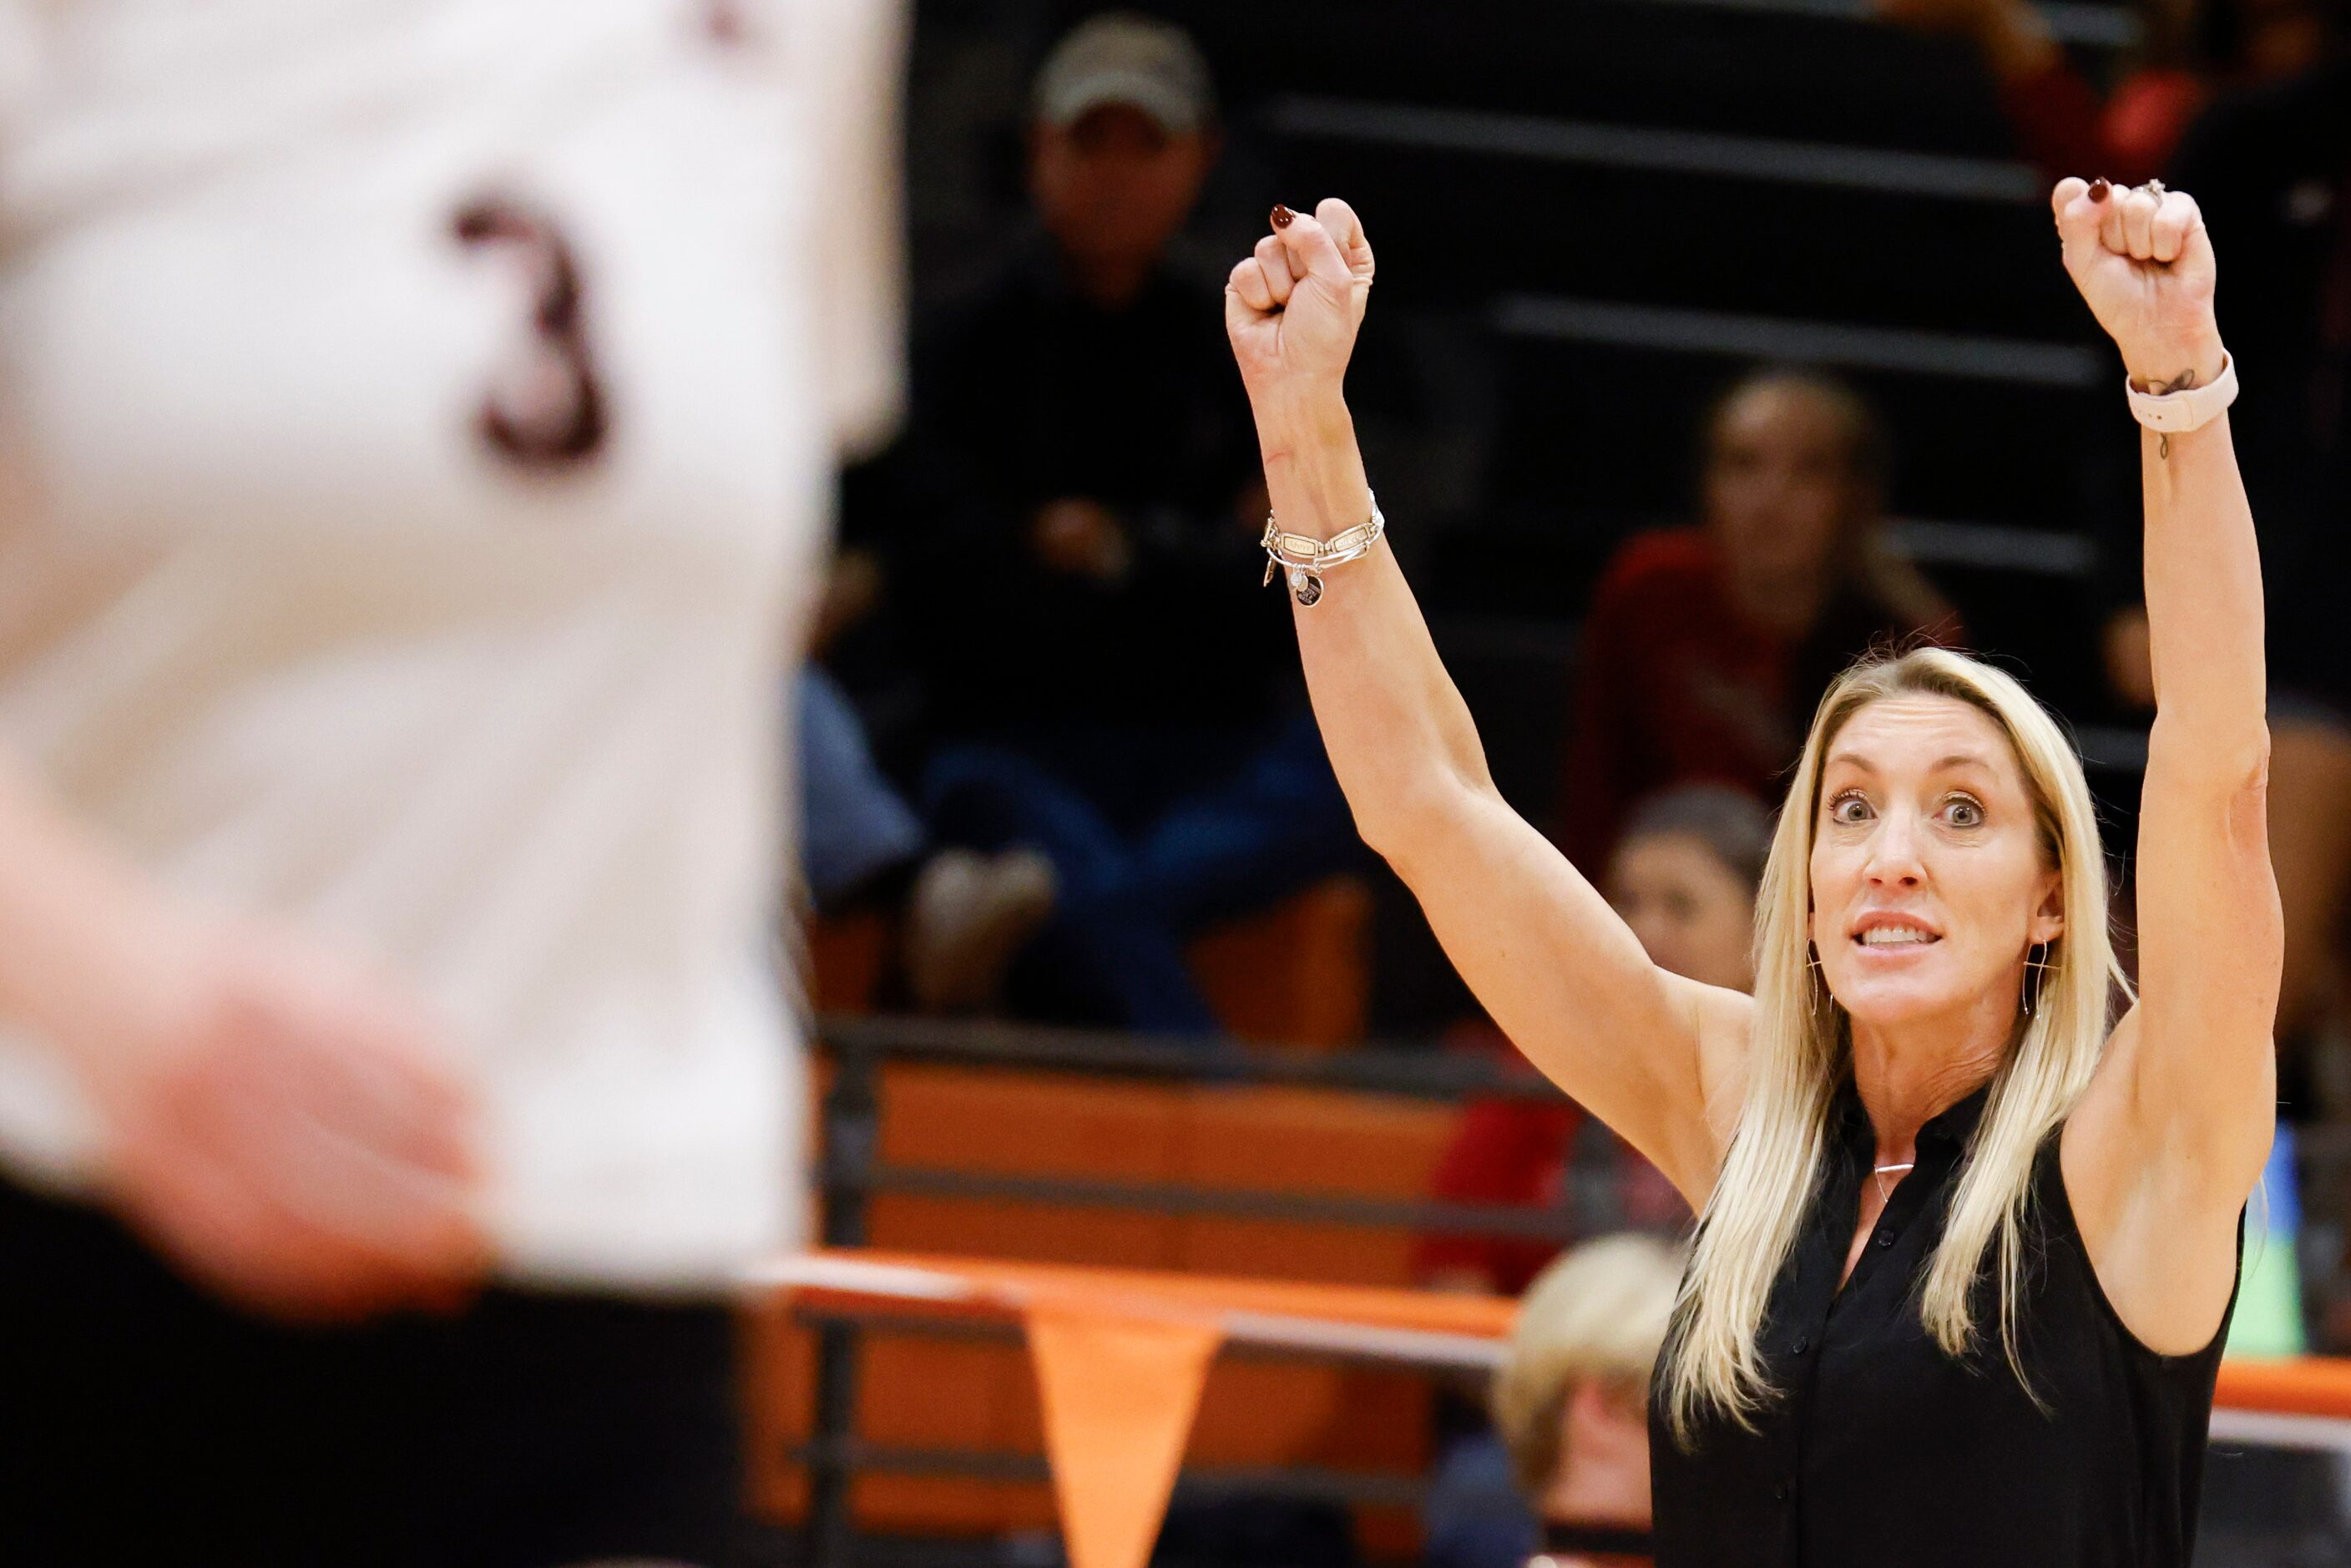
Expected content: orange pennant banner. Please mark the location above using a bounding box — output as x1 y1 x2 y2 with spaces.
1025 1304 1224 1568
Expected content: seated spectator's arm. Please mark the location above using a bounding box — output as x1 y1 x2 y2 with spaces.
862 294 1059 595
1558 579 1644 873
1868 0 2122 180
1416 1095 1570 1293
1225 202 1748 1205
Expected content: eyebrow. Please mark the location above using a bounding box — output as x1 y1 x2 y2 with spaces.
1823 751 1997 776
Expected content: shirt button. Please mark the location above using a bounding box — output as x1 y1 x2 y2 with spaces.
1877 1229 1897 1248
1774 1480 1792 1501
1792 1333 1811 1354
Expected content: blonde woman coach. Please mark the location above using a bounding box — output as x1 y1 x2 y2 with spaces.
1224 180 2276 1567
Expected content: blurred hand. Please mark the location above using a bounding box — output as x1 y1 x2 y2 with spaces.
812 546 883 655
1233 478 1272 534
1224 199 1376 414
1029 497 1132 582
2104 607 2157 709
71 912 490 1320
2052 178 2227 389
1419 1265 1498 1297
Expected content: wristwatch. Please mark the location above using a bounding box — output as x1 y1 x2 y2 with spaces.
2126 352 2237 434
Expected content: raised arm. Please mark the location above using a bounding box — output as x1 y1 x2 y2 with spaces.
1223 200 1748 1201
2054 177 2283 1352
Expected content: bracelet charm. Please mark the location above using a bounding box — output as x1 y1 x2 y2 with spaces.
1259 494 1385 608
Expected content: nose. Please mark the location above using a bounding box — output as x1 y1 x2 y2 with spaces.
1863 807 1926 888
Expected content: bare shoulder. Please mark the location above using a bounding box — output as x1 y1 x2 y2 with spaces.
2060 1008 2258 1356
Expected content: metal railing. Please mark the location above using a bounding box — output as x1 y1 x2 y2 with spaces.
803 1014 1578 1568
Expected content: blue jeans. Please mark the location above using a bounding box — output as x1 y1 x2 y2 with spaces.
1422 1429 1538 1568
921 715 1358 1034
797 668 924 909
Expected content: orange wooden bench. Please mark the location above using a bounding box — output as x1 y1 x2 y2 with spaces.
749 1062 1464 1546
808 877 1373 1049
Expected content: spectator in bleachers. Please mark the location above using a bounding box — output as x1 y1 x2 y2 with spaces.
1868 0 2339 183
872 13 1357 1032
1417 787 1757 1298
1559 368 1958 875
1424 1236 1683 1568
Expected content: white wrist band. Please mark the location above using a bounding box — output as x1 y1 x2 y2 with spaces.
2126 352 2237 435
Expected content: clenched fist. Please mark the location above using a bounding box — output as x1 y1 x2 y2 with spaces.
2052 177 2227 392
1225 199 1377 413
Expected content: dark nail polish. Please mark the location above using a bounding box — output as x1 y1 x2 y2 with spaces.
1271 205 1295 230
2088 178 2111 202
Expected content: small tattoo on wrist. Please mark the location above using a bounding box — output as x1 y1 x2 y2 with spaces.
2141 369 2204 458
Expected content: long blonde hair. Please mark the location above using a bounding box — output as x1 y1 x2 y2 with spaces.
1657 646 2125 1444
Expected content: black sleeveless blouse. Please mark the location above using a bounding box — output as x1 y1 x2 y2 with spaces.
1648 1074 2237 1567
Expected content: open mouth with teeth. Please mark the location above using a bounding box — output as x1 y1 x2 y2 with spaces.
1853 920 1942 948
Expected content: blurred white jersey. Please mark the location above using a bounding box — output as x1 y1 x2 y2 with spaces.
0 0 905 1287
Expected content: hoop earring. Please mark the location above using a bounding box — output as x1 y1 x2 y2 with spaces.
1807 942 1828 1012
2020 941 2050 1019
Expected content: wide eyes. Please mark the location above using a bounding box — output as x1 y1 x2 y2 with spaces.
1824 791 1987 829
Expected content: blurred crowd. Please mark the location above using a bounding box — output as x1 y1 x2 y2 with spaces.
814 0 2350 1229
811 7 2351 1556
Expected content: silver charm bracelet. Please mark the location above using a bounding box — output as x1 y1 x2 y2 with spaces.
1260 493 1385 607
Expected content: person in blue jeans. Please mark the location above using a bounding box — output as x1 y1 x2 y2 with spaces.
856 18 1361 1033
922 711 1358 1034
798 666 1058 1013
801 665 928 909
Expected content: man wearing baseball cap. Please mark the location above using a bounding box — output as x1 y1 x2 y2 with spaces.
1024 11 1221 329
862 12 1358 1031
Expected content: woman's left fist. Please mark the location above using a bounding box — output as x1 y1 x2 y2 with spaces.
1225 198 1376 412
2052 177 2225 390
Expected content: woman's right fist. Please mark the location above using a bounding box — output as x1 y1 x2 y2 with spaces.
1225 198 1375 411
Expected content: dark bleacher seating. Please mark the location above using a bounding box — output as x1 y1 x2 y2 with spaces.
900 0 2149 1036
1059 0 2021 153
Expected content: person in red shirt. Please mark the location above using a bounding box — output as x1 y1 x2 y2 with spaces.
1868 0 2343 185
1559 368 1958 877
1417 787 1771 1297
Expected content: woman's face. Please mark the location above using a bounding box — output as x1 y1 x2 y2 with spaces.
1808 695 2064 1029
1548 1376 1654 1526
1701 382 1867 598
1610 832 1757 994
